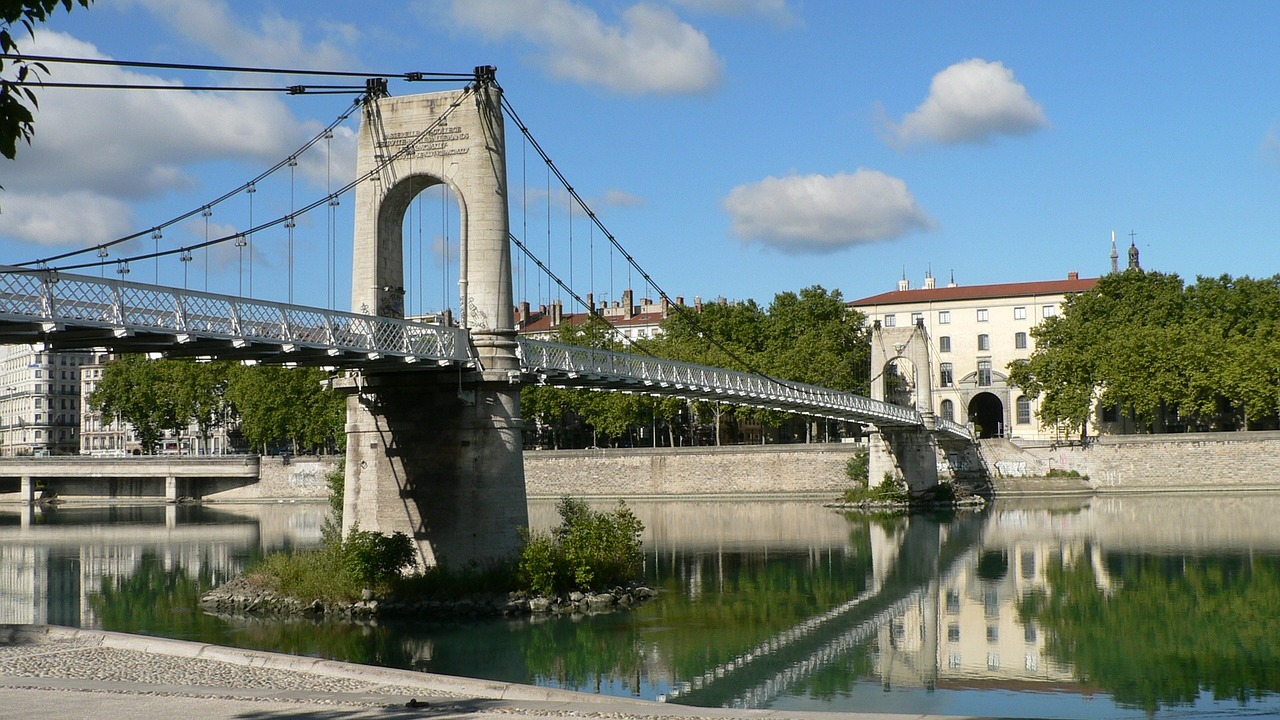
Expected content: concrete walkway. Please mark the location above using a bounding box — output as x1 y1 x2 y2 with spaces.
0 625 979 720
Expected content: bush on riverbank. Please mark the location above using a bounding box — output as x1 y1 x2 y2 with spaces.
240 491 645 607
519 497 645 597
252 525 417 602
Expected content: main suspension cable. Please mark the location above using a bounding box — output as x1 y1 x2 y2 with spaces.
41 84 478 273
18 96 365 268
499 92 803 394
2 53 472 81
510 232 656 358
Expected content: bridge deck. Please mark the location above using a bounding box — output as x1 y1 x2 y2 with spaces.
0 267 971 439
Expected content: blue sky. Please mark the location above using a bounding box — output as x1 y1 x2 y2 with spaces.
3 1 1279 316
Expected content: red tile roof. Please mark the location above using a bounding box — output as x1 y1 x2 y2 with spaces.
849 277 1098 306
517 309 667 335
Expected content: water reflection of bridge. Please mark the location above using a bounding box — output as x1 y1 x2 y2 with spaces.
655 493 1280 710
662 511 986 708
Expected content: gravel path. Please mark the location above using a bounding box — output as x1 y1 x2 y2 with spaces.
0 626 968 720
0 641 453 697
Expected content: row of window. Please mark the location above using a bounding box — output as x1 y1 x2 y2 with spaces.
33 369 79 380
33 398 77 410
938 361 993 387
882 305 1058 327
938 397 1033 424
938 333 1028 353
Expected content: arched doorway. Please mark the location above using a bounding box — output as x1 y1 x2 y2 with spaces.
968 392 1004 438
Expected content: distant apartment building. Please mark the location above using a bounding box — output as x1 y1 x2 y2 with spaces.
516 288 698 341
850 272 1098 441
0 344 93 456
79 350 133 455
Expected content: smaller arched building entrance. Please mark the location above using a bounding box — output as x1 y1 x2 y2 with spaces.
968 392 1004 439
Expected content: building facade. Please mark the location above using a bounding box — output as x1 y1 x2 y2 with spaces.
851 272 1098 442
0 345 92 456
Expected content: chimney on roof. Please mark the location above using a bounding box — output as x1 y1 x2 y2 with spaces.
442 308 454 327
622 289 634 319
660 296 670 316
695 295 703 312
519 301 530 326
676 295 684 306
1068 271 1079 281
586 292 594 313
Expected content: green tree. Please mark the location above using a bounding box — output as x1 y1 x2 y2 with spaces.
764 285 870 394
89 354 183 453
1 1 93 161
225 364 343 454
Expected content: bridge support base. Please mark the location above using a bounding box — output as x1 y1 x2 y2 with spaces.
337 371 528 569
869 429 940 494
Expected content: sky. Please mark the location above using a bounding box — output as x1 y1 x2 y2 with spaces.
3 0 1280 317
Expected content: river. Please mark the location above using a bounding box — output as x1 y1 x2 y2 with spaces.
2 494 1278 719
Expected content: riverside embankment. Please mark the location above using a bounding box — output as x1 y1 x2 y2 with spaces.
5 431 1280 503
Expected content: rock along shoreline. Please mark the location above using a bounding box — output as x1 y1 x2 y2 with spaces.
199 575 658 620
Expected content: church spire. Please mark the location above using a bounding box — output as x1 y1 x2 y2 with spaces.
1128 230 1141 270
1110 230 1119 274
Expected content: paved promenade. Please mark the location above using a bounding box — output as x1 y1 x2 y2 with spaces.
0 625 978 720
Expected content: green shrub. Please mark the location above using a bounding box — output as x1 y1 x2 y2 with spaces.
517 497 645 596
517 528 563 597
845 448 869 485
253 543 364 602
341 528 416 589
842 472 910 504
251 524 416 601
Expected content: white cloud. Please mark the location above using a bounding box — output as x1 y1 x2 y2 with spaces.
0 31 334 251
602 189 644 207
669 0 798 25
121 0 359 72
724 170 935 253
886 58 1048 146
0 191 135 247
441 0 723 95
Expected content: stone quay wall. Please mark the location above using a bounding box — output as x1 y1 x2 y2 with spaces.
990 430 1280 493
522 444 862 498
7 432 1280 503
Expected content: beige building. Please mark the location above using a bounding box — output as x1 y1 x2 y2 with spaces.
851 272 1097 442
0 345 92 456
79 351 132 456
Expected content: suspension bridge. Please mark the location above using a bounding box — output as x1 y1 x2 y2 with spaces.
0 65 972 566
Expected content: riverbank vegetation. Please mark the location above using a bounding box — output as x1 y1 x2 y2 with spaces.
1009 270 1280 441
231 466 646 609
524 285 871 448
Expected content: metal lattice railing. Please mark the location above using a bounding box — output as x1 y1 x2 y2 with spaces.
0 265 474 365
934 415 975 441
517 338 925 428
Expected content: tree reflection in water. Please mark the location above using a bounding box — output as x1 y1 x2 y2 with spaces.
1021 552 1280 713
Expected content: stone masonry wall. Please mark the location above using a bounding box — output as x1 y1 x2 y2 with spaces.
999 431 1280 493
206 456 337 501
522 444 863 497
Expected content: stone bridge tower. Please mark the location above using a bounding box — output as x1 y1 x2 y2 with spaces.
339 70 527 568
868 320 940 492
